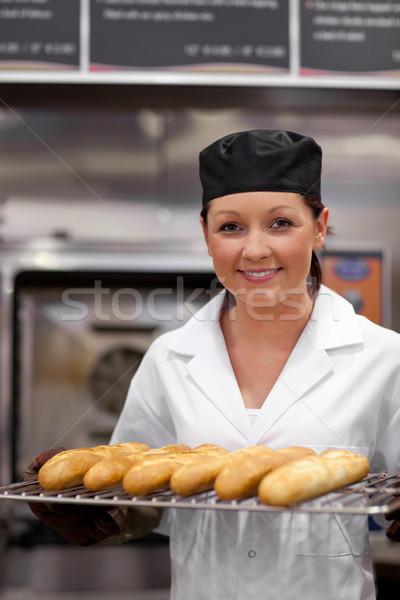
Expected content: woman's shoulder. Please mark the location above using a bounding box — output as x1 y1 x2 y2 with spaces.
316 284 400 349
356 312 400 346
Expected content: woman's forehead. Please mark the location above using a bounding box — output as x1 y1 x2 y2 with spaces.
208 191 306 213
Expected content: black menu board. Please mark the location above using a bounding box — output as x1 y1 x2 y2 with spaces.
0 0 80 70
89 0 289 73
300 0 400 75
0 0 399 86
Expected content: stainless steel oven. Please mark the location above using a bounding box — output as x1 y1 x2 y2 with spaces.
0 239 216 487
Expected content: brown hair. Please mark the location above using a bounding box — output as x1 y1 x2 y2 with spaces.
200 195 331 295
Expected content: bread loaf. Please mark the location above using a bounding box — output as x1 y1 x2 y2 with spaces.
38 442 150 491
123 453 207 496
258 449 370 506
214 446 316 500
38 442 368 504
83 456 141 491
145 444 192 455
38 450 105 490
90 442 150 458
191 444 229 456
170 445 273 496
170 454 230 496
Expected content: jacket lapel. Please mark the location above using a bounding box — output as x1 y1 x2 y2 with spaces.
167 291 253 442
248 321 334 445
166 286 363 446
249 285 364 444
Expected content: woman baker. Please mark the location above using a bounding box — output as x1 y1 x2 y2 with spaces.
27 130 400 600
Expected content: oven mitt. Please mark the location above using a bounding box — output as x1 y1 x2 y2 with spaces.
384 482 400 542
24 447 162 546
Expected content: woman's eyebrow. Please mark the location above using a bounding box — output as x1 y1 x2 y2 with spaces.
268 205 293 213
213 205 293 217
213 210 240 217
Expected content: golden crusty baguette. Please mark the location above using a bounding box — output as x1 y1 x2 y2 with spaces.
144 444 192 455
38 442 150 490
123 453 206 496
91 445 194 493
83 456 142 491
214 446 316 500
170 455 230 496
258 449 370 506
170 445 273 497
38 442 190 491
191 444 229 455
38 450 105 490
90 442 150 458
43 442 150 465
82 445 195 492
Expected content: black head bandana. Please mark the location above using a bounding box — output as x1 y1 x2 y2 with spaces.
199 129 322 206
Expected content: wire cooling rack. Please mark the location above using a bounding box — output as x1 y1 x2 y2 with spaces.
1 472 400 515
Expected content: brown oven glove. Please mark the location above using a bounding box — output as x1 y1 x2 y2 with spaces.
24 448 162 546
384 482 400 542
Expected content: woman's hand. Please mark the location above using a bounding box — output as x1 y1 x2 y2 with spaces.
385 495 400 542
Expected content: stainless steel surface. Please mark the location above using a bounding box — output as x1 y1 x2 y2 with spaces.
1 472 400 516
1 96 399 327
0 240 215 486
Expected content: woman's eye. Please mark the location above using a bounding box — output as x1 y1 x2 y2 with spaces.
271 219 292 229
219 223 241 232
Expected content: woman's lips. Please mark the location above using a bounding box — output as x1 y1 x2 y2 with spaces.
238 268 282 283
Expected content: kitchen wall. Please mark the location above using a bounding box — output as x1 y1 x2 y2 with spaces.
0 84 399 329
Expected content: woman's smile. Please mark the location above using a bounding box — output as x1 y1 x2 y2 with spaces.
238 267 282 283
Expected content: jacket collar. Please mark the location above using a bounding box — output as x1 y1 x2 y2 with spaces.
167 285 363 356
165 286 364 444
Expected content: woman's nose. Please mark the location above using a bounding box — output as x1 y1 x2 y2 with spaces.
241 231 271 260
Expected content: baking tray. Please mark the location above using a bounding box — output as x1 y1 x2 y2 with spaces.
1 472 400 515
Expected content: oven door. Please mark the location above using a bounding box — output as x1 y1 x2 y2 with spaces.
11 267 217 481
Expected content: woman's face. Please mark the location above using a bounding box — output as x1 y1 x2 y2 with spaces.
201 191 329 312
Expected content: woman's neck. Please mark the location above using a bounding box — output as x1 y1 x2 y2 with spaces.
222 289 314 346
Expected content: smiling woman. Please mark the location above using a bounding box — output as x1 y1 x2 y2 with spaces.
27 130 400 600
198 132 330 408
199 130 329 298
201 191 328 315
200 190 329 408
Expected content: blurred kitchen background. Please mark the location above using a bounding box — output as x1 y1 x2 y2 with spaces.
0 82 400 599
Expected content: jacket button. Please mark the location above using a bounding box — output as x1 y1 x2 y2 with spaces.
248 550 256 558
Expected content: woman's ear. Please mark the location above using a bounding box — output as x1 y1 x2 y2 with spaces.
314 207 329 249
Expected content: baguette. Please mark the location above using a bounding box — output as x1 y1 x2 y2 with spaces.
38 450 105 490
170 445 273 497
83 456 142 491
38 442 150 491
191 444 229 456
123 453 206 496
83 444 196 492
90 442 150 458
41 442 150 465
145 444 192 455
214 446 316 500
170 454 231 496
258 449 370 506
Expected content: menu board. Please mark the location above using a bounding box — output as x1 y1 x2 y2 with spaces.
90 0 289 72
0 0 80 70
0 0 399 85
300 0 400 76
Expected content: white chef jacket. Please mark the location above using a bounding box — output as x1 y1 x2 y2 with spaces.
111 285 400 600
